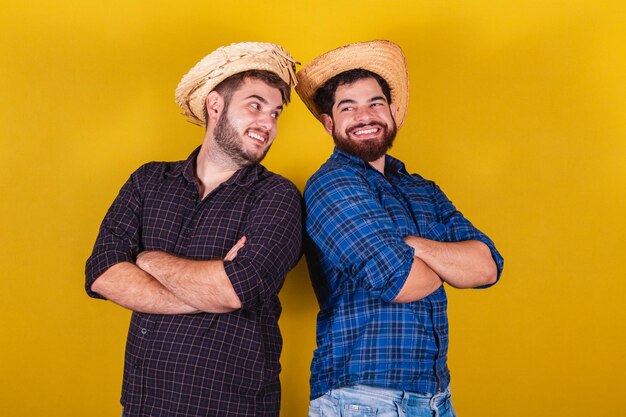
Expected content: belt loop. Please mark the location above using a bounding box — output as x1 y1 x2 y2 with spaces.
395 390 407 417
401 390 409 410
430 387 451 417
429 395 439 417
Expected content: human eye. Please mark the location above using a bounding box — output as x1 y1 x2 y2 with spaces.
271 111 281 119
250 102 261 110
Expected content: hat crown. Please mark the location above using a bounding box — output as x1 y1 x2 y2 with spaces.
176 42 297 126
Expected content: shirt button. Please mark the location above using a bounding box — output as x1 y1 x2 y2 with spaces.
141 328 148 335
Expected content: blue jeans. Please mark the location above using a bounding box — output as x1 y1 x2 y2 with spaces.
308 384 456 417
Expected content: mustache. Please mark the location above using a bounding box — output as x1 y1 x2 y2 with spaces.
347 121 387 134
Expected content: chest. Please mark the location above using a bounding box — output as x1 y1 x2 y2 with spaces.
140 179 255 258
370 175 441 237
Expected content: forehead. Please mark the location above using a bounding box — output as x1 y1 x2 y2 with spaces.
334 77 386 103
232 77 283 105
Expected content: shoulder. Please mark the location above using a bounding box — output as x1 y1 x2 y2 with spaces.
247 168 302 219
399 170 452 208
254 165 302 199
127 159 186 192
384 153 434 188
305 157 366 195
130 159 183 178
407 172 436 189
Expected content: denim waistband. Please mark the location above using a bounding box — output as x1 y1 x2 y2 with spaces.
330 384 451 406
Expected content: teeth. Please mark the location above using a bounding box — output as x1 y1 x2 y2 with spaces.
248 131 266 143
354 128 378 135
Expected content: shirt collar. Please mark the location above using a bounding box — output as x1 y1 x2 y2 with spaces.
165 146 262 187
331 147 410 179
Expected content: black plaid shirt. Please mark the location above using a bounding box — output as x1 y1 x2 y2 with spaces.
85 147 302 417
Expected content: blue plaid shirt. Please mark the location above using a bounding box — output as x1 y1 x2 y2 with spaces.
304 148 504 400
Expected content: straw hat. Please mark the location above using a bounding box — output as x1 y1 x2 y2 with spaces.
175 42 298 126
295 40 409 128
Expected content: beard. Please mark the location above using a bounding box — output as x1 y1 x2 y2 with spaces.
332 120 397 162
213 110 270 167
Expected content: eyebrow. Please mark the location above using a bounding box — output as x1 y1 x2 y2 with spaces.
336 96 387 108
246 94 283 111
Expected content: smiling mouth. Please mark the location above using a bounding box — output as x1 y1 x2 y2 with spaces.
353 127 380 136
246 129 268 145
348 123 384 139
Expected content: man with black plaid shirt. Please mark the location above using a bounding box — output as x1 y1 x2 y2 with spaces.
85 42 302 417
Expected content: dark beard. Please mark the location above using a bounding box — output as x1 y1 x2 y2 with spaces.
213 110 269 167
332 121 397 162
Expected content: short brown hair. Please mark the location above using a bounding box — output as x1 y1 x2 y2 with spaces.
212 70 291 111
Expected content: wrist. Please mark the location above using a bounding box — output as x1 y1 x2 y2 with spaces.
136 250 167 276
404 235 424 256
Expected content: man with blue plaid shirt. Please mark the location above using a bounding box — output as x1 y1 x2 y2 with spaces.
295 40 504 417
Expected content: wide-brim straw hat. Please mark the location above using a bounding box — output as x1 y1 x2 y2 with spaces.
175 42 298 126
295 40 409 128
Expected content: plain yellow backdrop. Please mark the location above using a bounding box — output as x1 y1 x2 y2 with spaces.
1 1 625 416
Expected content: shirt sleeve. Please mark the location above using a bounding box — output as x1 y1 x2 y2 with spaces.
304 168 415 303
428 180 504 287
223 179 303 310
84 167 145 299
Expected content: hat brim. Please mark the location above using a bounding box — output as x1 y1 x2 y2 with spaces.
295 40 409 128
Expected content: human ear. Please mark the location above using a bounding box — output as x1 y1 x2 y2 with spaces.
321 114 334 135
390 103 398 120
205 91 224 125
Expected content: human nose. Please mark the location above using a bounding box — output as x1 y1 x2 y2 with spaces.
256 111 276 131
354 106 374 123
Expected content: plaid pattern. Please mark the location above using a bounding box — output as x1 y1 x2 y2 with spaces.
86 147 302 417
304 148 503 400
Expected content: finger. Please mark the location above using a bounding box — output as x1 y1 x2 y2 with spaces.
224 246 240 262
224 236 247 261
230 236 247 254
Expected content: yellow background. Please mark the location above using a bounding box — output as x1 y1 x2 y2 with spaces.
1 1 625 416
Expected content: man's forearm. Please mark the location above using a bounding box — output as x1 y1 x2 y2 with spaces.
136 251 242 313
393 256 443 303
90 262 200 314
404 236 497 288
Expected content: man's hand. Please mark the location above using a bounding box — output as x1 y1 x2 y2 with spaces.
224 236 246 261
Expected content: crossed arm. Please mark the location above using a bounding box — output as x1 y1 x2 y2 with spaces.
305 168 500 306
90 237 246 314
397 236 497 298
392 237 496 302
87 164 303 315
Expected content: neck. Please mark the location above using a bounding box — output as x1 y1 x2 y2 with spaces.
368 154 386 174
195 130 240 199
